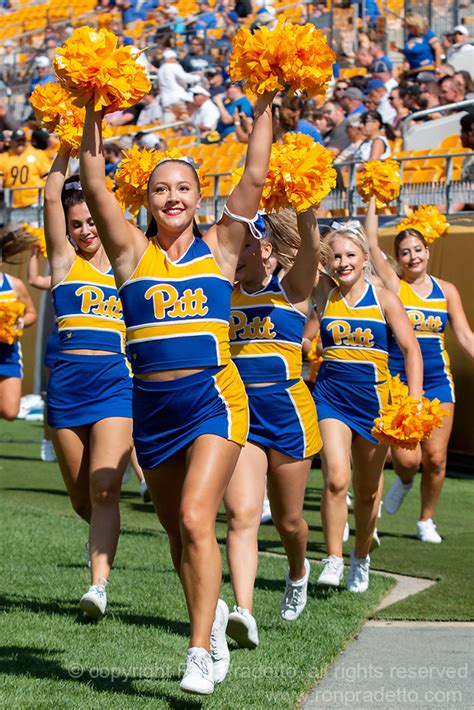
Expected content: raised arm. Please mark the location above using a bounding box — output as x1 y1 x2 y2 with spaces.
206 92 274 280
444 281 474 360
43 152 76 284
28 249 52 290
380 288 423 398
302 307 320 355
80 104 148 282
11 276 37 329
281 209 320 305
364 195 400 292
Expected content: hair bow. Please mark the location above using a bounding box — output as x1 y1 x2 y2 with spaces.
330 220 361 232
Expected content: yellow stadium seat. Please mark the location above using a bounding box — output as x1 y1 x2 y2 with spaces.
439 134 462 152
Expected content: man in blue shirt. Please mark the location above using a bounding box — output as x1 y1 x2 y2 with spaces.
214 82 253 139
27 56 56 99
279 96 323 144
340 87 367 117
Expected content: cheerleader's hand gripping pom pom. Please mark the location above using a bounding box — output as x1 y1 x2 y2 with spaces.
371 376 450 450
356 160 401 207
397 205 449 244
0 300 26 345
228 19 335 98
53 26 151 112
232 134 337 213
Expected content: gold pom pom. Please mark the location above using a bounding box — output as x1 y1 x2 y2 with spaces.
229 20 335 98
22 223 47 257
356 159 401 206
53 26 151 113
233 133 336 213
397 205 449 244
0 299 26 345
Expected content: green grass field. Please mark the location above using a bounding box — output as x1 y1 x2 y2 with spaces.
0 419 472 708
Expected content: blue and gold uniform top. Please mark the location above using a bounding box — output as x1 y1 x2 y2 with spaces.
389 276 450 373
320 282 390 383
230 275 305 383
119 238 233 374
0 273 21 362
51 256 125 353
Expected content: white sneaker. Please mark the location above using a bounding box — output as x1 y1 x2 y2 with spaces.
210 599 230 683
139 479 151 503
260 498 272 524
416 519 442 544
40 437 56 462
80 584 107 619
179 647 214 695
280 558 310 621
346 493 353 508
317 555 344 587
378 501 383 518
346 550 370 593
370 528 381 551
384 477 413 514
122 462 133 485
226 606 259 649
343 521 350 543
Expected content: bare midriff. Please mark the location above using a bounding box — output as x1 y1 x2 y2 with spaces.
135 367 207 381
61 349 119 356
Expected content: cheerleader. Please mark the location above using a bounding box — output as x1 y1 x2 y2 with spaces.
0 227 37 420
80 91 275 694
44 153 133 619
313 222 423 592
224 208 322 647
365 198 473 542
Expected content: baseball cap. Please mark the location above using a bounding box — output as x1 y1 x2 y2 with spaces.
370 60 390 74
416 71 437 83
138 133 162 149
190 86 210 97
35 55 50 68
11 129 27 142
255 6 276 23
346 113 363 128
453 24 469 36
366 79 385 91
162 48 178 59
342 87 365 102
206 66 223 76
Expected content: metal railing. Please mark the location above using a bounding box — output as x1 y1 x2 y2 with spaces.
402 100 474 147
2 151 472 228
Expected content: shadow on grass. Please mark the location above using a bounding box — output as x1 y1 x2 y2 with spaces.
3 486 68 497
0 645 200 703
0 454 42 462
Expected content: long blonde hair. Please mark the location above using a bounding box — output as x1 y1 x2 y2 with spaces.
262 209 331 272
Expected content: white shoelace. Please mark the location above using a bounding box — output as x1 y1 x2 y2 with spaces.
284 585 303 611
187 653 210 677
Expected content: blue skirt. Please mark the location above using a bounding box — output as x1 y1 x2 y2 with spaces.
133 361 249 470
0 341 22 379
47 352 132 428
246 379 321 459
314 361 389 444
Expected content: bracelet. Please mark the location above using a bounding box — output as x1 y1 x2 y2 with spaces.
234 121 241 126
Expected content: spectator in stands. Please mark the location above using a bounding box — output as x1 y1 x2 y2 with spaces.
115 0 138 28
104 143 123 178
136 88 163 126
251 6 278 31
340 87 367 118
400 84 422 114
454 71 474 100
0 128 51 222
437 63 456 79
332 80 350 102
321 101 350 156
354 47 373 70
135 132 163 150
308 1 331 34
370 60 398 93
370 42 393 73
447 25 472 57
189 85 220 137
418 81 442 115
354 110 391 162
460 113 474 180
0 102 19 132
1 40 16 83
235 0 252 18
27 56 56 99
156 48 201 123
194 0 218 30
439 75 466 106
181 36 214 73
334 113 365 165
214 81 253 139
206 67 226 98
277 95 323 143
105 102 143 126
402 13 442 79
365 79 396 124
